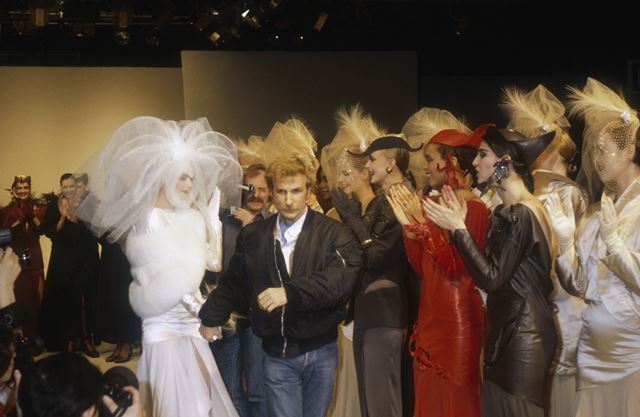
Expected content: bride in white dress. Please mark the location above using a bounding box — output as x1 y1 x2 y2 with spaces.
76 116 242 417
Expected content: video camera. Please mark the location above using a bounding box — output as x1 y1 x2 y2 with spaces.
0 227 31 267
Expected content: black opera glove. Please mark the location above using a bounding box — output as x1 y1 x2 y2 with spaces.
331 187 362 224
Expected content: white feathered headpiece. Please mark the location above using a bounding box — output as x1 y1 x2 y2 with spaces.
567 77 639 199
320 104 386 187
501 84 571 137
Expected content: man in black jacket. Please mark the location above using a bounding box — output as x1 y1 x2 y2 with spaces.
207 163 273 417
199 156 362 417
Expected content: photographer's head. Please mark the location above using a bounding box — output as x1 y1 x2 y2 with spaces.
18 352 102 417
242 164 272 215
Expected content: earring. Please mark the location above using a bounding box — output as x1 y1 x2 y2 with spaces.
386 167 393 174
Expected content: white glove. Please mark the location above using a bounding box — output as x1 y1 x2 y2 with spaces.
206 187 223 272
208 187 222 232
182 292 205 317
599 193 621 251
544 192 575 254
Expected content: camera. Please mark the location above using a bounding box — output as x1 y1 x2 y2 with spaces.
0 227 32 267
100 366 139 417
13 334 45 374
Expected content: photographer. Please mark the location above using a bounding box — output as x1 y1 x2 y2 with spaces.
16 352 143 417
0 323 16 417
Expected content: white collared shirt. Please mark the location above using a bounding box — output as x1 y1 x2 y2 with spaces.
275 208 308 274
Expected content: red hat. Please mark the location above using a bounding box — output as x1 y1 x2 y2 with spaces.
430 124 493 150
429 129 471 148
466 123 496 148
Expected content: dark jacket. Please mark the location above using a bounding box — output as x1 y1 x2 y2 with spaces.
204 208 272 289
199 208 362 358
343 195 417 330
452 203 557 407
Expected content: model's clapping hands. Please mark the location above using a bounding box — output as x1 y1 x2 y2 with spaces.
422 185 467 231
388 184 424 224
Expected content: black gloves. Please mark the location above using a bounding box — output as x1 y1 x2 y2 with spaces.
331 187 362 224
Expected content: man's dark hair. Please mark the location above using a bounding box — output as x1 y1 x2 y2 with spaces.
59 173 74 185
0 323 14 378
18 352 103 417
244 163 271 189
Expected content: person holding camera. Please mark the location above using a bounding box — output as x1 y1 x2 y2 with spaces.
0 246 21 417
16 351 143 417
0 323 16 417
206 163 272 417
0 176 48 337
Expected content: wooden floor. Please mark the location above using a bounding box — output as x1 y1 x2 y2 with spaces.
35 342 140 374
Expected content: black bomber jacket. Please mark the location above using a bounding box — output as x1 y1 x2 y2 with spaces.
199 208 363 358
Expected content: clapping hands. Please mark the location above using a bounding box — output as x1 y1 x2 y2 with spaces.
421 186 468 231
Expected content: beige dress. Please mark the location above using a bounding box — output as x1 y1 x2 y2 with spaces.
555 179 640 417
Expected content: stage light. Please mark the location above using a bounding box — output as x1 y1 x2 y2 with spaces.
114 29 130 45
313 12 328 32
269 0 282 9
145 30 161 48
241 8 261 29
194 8 220 31
113 3 131 46
32 8 48 28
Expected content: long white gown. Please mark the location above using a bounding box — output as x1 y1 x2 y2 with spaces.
556 179 640 417
126 207 239 417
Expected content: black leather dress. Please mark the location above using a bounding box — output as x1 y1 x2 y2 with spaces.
452 203 557 408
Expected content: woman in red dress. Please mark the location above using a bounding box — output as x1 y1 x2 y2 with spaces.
0 176 47 336
388 127 489 417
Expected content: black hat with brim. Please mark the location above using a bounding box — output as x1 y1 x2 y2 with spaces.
346 135 423 157
483 127 556 170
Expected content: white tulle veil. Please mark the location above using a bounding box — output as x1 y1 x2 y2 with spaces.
75 116 242 243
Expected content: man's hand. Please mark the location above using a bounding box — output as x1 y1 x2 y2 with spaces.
233 208 257 228
257 287 288 313
102 386 145 417
199 325 223 342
